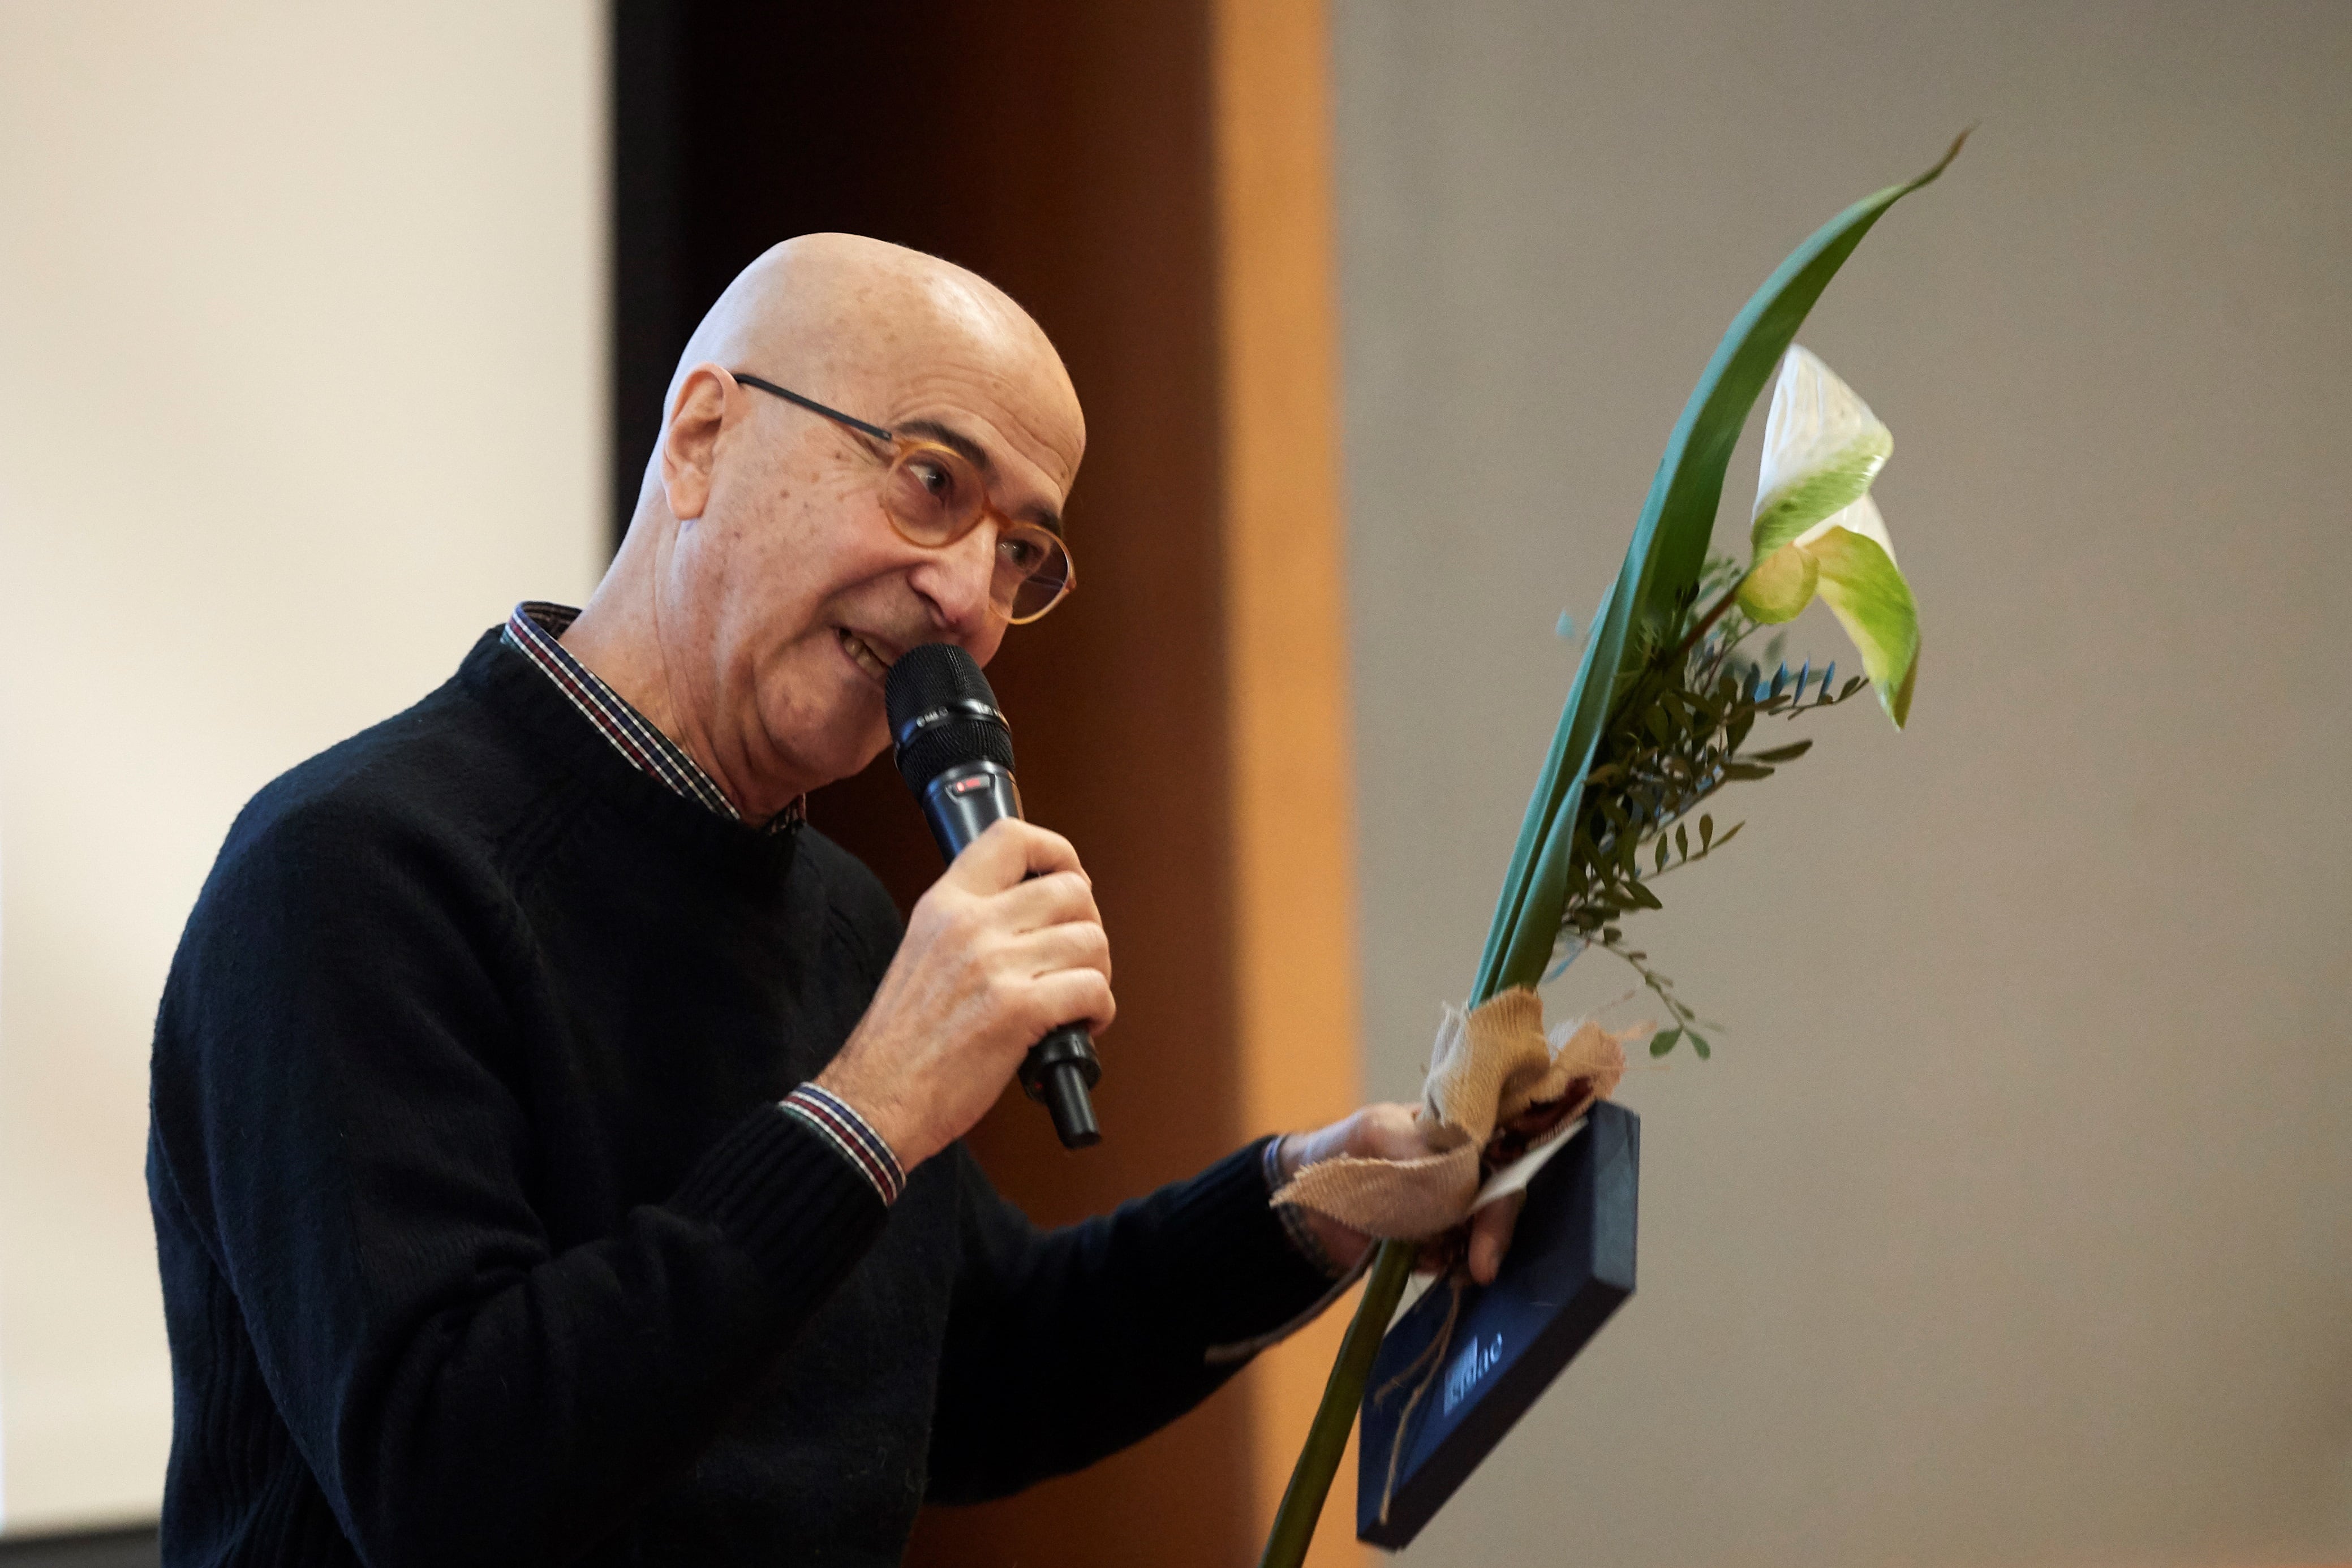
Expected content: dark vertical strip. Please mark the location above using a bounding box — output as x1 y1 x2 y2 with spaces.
609 0 684 550
607 5 1248 1563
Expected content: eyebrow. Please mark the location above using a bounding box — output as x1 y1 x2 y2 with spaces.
897 417 1064 538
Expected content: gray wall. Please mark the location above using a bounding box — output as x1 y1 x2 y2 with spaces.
1333 3 2350 1564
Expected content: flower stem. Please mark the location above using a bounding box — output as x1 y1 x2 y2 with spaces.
1666 585 1744 671
1601 585 1745 742
1256 1239 1417 1567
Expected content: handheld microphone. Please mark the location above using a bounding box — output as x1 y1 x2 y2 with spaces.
885 643 1103 1150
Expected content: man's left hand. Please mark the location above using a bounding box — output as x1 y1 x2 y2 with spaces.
1271 1104 1525 1286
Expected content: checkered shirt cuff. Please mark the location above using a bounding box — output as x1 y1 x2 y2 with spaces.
780 1083 906 1205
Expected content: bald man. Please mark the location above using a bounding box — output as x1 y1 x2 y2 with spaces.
148 236 1504 1567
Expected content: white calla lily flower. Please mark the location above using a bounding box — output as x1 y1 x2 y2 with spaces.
1750 344 1893 552
1736 347 1920 727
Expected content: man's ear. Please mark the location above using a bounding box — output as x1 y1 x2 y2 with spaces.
659 365 730 522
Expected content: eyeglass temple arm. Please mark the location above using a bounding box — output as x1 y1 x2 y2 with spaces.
731 372 895 443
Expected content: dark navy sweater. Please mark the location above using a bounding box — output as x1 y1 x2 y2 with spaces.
146 628 1328 1566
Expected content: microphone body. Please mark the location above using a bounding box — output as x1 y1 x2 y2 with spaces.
913 761 1024 863
887 648 1103 1150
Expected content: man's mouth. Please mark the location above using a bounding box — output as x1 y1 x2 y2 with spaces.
836 627 895 687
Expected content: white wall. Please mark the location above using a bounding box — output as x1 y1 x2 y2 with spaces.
1334 2 2351 1564
0 3 603 1532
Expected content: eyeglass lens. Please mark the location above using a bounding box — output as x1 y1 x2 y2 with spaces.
881 445 1072 623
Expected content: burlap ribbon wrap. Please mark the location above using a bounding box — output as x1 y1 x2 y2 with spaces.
1272 988 1640 1243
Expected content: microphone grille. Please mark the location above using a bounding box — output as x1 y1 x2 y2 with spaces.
887 643 999 726
885 643 1016 790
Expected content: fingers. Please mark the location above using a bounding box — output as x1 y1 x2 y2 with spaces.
947 818 1082 891
999 915 1113 994
908 868 1099 963
1007 895 1114 1032
1467 1191 1525 1286
1025 963 1117 1037
990 867 1102 935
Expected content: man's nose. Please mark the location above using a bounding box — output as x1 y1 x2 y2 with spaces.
908 523 999 634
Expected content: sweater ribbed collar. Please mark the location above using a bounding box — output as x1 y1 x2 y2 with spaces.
500 601 805 835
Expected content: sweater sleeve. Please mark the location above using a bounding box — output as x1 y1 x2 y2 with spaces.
148 800 887 1568
922 1138 1338 1504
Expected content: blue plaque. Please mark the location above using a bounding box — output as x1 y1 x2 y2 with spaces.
1355 1100 1640 1549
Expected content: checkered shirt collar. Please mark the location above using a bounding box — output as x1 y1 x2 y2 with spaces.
501 602 805 834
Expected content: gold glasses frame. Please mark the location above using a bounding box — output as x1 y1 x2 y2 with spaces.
730 371 1074 624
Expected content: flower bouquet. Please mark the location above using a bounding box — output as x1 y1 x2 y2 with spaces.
1257 132 1967 1566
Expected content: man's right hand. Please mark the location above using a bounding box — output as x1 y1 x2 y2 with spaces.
815 818 1114 1171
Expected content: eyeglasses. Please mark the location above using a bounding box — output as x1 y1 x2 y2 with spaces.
732 372 1074 624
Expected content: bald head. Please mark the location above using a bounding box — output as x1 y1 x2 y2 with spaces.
565 234 1089 822
657 234 1083 492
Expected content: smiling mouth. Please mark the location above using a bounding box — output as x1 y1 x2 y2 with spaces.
837 627 894 686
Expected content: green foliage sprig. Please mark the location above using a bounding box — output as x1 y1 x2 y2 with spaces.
1555 555 1869 1056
